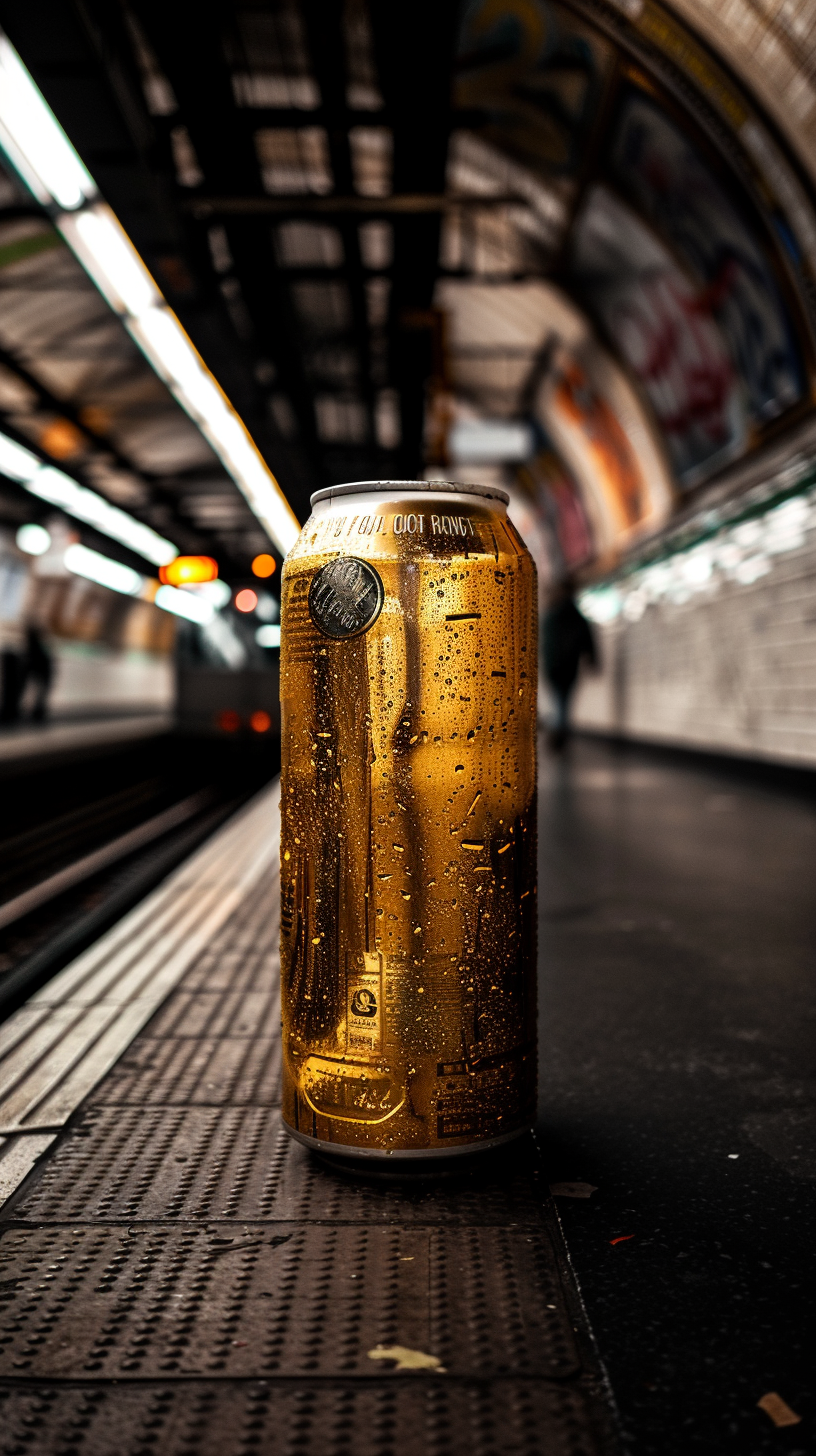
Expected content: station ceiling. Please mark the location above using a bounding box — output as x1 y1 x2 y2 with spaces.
0 0 815 581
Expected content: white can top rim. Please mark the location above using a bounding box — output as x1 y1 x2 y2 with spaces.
310 479 510 507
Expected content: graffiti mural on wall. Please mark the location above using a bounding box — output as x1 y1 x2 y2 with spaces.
570 186 748 484
518 446 595 572
447 0 814 545
611 92 804 429
455 0 613 177
538 347 655 551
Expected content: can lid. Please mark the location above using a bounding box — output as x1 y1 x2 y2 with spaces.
310 478 510 507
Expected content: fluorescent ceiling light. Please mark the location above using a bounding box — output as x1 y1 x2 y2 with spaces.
21 457 176 565
65 541 143 596
64 207 159 317
155 582 215 624
0 37 96 210
0 31 301 556
0 422 177 569
449 419 534 464
129 305 300 553
256 623 281 648
64 541 226 626
0 431 40 482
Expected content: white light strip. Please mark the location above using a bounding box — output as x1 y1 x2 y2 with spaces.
256 623 281 648
155 582 215 624
64 542 143 596
63 541 217 625
64 206 160 317
62 209 300 556
0 31 301 558
0 426 177 565
0 37 96 210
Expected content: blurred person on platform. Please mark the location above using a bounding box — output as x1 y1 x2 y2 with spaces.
543 577 597 750
0 631 25 723
0 541 29 725
24 625 53 722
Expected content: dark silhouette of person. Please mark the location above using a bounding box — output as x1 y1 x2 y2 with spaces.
0 648 25 724
24 627 53 723
543 578 597 749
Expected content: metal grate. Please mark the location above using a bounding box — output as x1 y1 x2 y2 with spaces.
0 823 615 1456
91 1036 283 1107
0 1380 603 1456
7 1110 546 1224
141 985 281 1039
0 1222 579 1381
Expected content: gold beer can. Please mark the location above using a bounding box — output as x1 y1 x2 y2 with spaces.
280 481 537 1161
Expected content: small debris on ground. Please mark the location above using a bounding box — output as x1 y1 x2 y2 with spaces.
368 1345 446 1372
549 1182 597 1199
610 1235 634 1245
757 1393 801 1428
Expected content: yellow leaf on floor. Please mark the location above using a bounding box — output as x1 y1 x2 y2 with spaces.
368 1344 445 1373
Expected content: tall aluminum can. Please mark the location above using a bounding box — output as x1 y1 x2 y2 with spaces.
280 481 537 1161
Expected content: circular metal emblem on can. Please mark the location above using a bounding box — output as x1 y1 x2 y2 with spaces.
308 556 384 640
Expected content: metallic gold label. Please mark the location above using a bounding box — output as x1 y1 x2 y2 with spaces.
308 556 384 639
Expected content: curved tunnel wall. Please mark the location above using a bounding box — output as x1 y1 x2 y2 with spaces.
449 0 816 565
445 0 816 765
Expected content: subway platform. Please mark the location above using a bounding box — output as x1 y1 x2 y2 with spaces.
0 739 812 1455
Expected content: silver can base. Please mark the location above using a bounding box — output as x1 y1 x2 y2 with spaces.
282 1120 531 1174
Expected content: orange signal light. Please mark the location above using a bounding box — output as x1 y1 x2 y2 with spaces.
217 709 241 733
235 588 258 613
250 710 272 734
40 417 85 460
159 555 218 586
252 553 276 578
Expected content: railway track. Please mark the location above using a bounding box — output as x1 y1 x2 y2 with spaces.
0 729 278 1017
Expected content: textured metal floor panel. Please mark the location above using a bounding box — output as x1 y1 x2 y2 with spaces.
141 984 281 1039
0 1223 579 1381
0 1382 601 1456
4 1109 546 1224
0 806 615 1455
92 1036 282 1106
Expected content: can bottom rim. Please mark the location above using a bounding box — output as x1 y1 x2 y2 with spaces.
282 1120 531 1169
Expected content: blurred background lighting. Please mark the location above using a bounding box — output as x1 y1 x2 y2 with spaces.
255 592 278 622
39 418 85 460
64 542 143 596
0 37 96 210
249 710 272 733
65 206 159 317
159 555 218 587
256 624 281 648
0 431 40 482
24 463 177 566
252 553 276 578
0 424 177 566
217 709 241 733
16 522 50 555
154 583 215 624
0 32 300 559
235 588 258 613
189 578 231 609
448 418 534 465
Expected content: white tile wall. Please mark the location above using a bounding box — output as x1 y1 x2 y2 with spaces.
573 533 816 765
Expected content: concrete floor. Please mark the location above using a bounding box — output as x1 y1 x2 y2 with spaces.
537 736 815 1455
